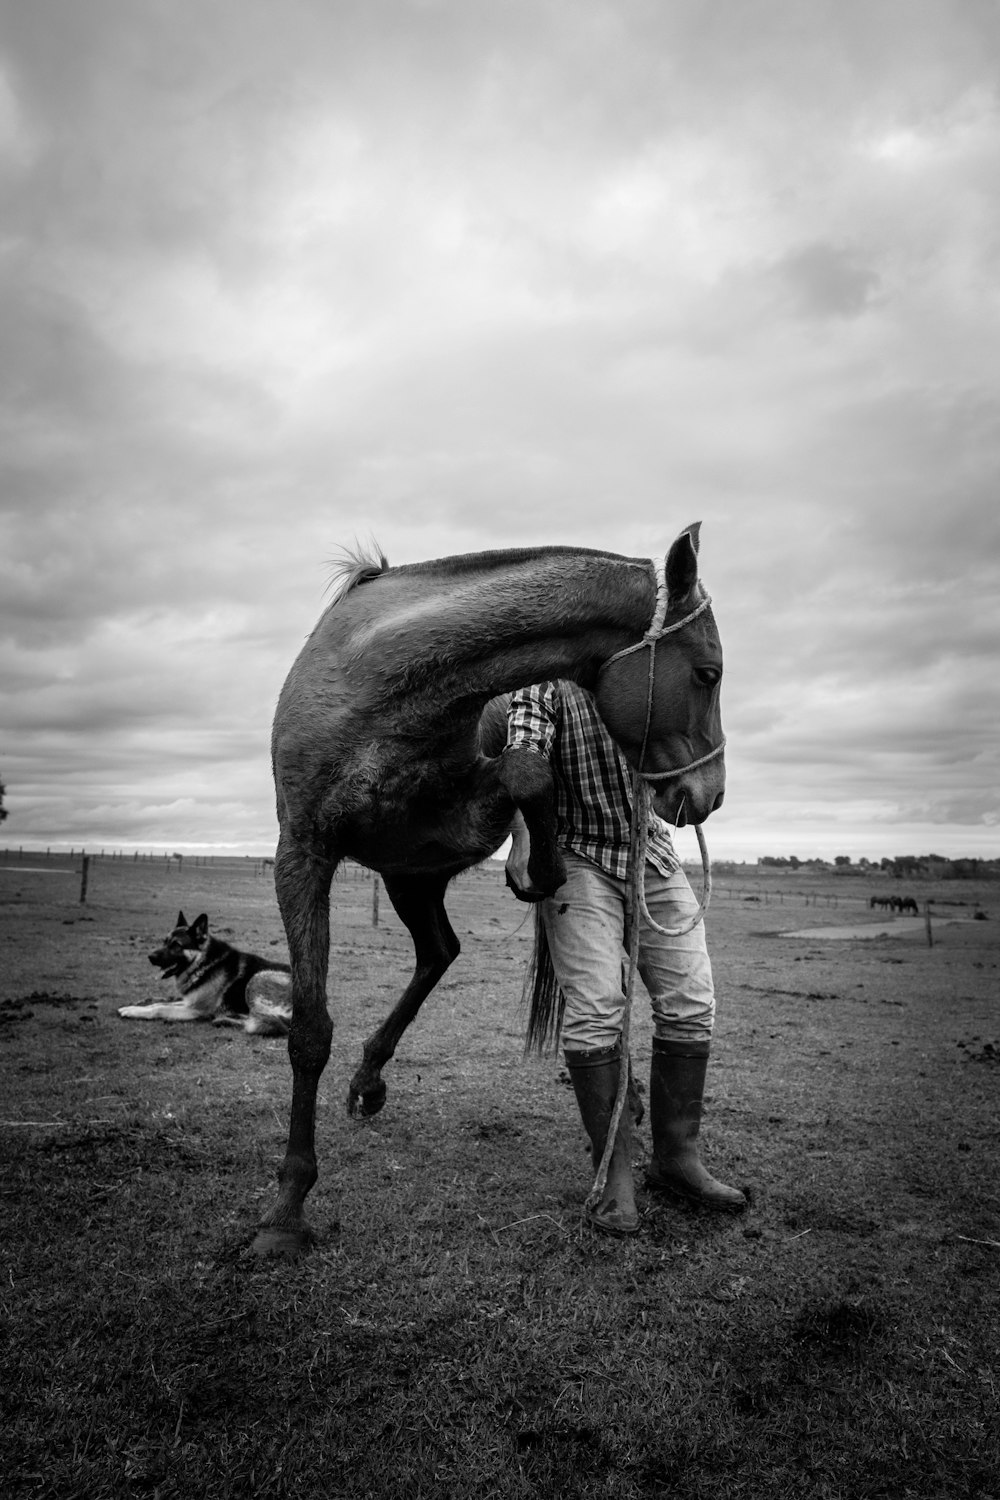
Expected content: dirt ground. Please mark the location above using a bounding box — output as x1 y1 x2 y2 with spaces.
2 854 998 1498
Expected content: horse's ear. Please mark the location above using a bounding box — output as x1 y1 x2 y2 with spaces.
665 524 701 603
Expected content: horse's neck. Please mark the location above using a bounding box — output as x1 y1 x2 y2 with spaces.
350 549 655 701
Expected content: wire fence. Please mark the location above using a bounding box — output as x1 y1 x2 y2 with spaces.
0 847 508 912
0 846 910 916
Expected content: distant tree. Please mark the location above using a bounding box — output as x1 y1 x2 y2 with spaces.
890 856 926 879
788 855 801 869
834 856 852 867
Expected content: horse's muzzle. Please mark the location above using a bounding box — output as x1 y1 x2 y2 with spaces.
654 782 724 828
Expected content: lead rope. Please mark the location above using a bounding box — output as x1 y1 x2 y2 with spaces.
585 560 717 1216
585 768 645 1216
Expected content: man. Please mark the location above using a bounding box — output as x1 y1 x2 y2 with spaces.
505 679 746 1236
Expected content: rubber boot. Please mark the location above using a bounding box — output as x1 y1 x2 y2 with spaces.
645 1037 747 1211
564 1044 640 1237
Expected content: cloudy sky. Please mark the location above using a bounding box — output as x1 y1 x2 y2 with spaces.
1 0 998 864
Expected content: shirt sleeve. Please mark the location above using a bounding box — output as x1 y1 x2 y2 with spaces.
505 681 558 759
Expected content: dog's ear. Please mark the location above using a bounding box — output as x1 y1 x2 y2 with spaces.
176 910 186 927
191 914 209 940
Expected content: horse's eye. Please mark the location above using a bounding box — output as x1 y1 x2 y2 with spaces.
695 665 722 687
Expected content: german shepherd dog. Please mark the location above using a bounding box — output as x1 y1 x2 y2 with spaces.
118 911 292 1037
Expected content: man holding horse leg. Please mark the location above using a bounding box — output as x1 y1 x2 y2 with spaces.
504 680 746 1236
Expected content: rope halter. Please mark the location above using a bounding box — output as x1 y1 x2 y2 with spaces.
597 556 727 783
598 554 725 939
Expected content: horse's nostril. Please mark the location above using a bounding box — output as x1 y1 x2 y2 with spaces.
712 790 725 812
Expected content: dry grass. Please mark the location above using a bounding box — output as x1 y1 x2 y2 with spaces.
2 857 998 1498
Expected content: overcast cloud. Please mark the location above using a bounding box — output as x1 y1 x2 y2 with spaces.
1 0 998 863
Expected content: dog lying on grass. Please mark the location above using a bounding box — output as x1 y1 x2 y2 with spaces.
118 911 292 1036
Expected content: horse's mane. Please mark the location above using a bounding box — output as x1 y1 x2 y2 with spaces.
325 542 390 607
392 544 636 581
325 542 639 615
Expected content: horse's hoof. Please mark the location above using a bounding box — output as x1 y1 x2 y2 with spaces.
525 861 566 899
252 1225 314 1258
346 1080 387 1118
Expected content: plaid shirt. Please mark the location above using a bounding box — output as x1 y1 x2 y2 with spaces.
505 680 678 881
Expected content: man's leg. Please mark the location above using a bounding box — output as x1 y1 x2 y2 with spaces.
637 864 746 1211
541 853 639 1235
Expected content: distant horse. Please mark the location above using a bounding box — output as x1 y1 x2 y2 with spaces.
899 896 919 915
258 525 726 1254
870 895 893 911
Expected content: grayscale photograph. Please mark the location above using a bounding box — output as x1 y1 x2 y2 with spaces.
2 3 997 1496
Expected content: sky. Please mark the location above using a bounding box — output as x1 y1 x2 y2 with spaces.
1 0 998 865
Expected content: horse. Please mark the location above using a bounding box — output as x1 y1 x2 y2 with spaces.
899 896 919 915
257 524 726 1255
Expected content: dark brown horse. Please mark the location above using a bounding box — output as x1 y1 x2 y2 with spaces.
257 524 726 1254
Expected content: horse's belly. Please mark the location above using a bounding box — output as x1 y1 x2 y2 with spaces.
297 741 514 874
345 801 514 876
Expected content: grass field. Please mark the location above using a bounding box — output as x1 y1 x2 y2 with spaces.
2 855 998 1498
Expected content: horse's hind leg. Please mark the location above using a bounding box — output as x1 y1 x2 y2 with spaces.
254 838 336 1257
347 871 459 1118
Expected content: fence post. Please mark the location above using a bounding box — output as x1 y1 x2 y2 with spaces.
924 901 933 948
372 875 380 928
79 854 90 904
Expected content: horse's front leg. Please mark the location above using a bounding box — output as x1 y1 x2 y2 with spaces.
254 839 336 1257
347 871 459 1118
498 746 566 900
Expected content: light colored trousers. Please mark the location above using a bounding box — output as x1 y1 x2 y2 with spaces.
541 850 716 1052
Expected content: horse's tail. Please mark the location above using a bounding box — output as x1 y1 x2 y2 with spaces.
522 906 565 1056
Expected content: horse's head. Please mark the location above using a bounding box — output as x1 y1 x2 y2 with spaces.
595 524 726 827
